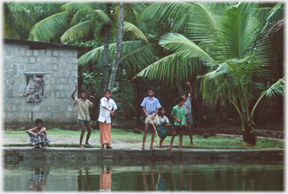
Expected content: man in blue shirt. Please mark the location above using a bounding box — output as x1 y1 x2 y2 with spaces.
139 87 161 151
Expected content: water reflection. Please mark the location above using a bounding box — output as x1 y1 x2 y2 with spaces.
100 166 112 192
4 161 283 191
28 165 49 191
78 167 92 191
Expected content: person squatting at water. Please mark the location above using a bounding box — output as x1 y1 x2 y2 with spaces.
181 82 194 147
98 90 117 149
156 107 171 148
26 119 50 150
139 87 162 151
71 85 95 149
167 96 187 151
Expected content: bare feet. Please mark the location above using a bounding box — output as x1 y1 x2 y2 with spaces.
167 146 172 150
189 144 193 147
159 145 164 148
179 147 183 151
79 145 85 149
41 146 46 151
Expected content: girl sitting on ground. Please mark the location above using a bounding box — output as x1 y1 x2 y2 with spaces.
26 119 50 150
157 107 171 148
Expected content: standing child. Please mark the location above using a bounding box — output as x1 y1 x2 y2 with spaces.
167 96 187 151
26 119 50 150
181 82 194 146
71 85 95 149
157 107 171 148
139 87 162 151
98 90 117 149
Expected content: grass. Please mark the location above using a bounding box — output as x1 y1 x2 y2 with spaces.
3 128 284 149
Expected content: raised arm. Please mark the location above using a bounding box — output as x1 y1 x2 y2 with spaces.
186 82 193 95
71 85 78 100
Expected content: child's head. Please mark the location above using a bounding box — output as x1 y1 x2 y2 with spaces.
35 119 43 128
147 87 155 97
104 89 111 98
176 96 185 106
78 89 86 98
158 107 166 116
181 92 188 100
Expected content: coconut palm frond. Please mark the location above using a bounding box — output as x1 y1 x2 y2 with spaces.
140 2 168 22
135 51 205 84
123 21 149 44
120 43 157 69
160 33 215 64
60 20 93 43
28 12 68 42
251 78 285 120
90 9 111 24
220 3 261 58
78 41 144 65
61 2 95 13
265 78 285 100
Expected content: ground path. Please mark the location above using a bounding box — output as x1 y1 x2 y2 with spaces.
3 134 149 149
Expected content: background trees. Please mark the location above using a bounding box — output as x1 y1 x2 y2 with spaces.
3 2 284 128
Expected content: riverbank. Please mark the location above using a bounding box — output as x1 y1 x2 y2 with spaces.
4 147 284 161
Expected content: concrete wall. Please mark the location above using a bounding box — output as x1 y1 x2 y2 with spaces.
3 43 79 130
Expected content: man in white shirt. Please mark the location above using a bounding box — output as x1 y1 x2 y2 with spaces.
98 90 117 149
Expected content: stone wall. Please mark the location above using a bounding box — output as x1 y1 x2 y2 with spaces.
3 42 79 130
4 147 284 162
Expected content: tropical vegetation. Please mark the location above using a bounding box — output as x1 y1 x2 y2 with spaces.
4 2 284 137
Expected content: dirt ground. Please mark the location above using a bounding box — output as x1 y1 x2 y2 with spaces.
2 134 149 149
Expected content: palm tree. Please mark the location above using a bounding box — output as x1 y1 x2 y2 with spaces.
108 2 124 93
135 2 284 135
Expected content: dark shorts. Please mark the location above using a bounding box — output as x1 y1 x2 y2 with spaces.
173 126 185 132
147 124 156 133
186 113 193 125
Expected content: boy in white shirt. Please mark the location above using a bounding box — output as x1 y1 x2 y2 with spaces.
98 90 117 149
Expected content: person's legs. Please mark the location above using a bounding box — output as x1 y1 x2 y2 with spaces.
159 138 164 148
141 123 149 148
150 131 155 148
188 124 193 146
179 128 183 151
79 123 86 148
167 129 177 150
85 122 92 145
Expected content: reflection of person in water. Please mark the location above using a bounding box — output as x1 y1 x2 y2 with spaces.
156 166 167 191
78 167 92 191
100 166 112 192
28 166 49 191
168 164 193 191
142 166 156 191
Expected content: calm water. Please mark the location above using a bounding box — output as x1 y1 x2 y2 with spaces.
4 160 283 191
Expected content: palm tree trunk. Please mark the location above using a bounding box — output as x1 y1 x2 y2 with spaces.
108 2 124 94
102 4 110 92
173 75 184 95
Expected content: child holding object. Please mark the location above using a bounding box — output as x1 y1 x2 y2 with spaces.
71 85 95 149
98 90 117 149
139 87 162 151
181 82 194 146
167 96 187 151
26 119 50 150
157 107 171 148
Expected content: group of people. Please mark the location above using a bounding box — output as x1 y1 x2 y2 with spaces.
26 82 194 151
139 82 194 151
